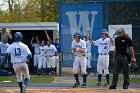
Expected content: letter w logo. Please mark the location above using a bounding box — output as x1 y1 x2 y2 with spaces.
66 11 98 38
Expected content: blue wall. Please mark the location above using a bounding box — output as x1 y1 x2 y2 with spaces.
59 2 103 67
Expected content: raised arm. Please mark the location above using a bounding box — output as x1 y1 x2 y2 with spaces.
45 31 51 40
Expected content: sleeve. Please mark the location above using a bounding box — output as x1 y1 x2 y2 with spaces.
71 40 74 49
127 37 133 47
94 39 100 46
82 41 86 49
6 45 11 54
25 45 32 55
54 46 57 52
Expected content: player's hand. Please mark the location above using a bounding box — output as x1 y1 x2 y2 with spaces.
72 46 77 52
36 36 39 40
45 31 48 34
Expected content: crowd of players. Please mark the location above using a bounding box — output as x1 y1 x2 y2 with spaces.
0 28 60 76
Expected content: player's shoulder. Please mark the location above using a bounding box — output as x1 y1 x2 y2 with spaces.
51 44 56 48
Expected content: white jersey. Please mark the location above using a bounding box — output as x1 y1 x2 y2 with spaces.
6 42 31 63
0 42 9 53
39 46 45 56
32 43 40 54
94 38 111 54
86 40 91 53
44 45 57 56
71 39 87 56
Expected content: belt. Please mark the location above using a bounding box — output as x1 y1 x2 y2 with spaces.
77 55 85 57
46 55 54 57
116 54 127 56
99 53 108 55
13 61 25 64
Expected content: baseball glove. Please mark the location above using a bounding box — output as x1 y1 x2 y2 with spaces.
130 62 139 73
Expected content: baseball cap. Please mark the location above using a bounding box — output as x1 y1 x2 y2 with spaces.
101 29 107 34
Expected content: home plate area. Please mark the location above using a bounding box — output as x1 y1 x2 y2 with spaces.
0 87 140 93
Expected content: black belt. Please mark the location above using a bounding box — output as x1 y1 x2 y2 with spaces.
116 54 127 56
99 53 108 55
13 61 25 64
77 55 85 57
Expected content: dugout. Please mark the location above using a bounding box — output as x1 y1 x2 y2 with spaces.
0 22 59 74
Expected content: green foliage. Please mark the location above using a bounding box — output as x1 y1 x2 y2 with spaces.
0 0 58 22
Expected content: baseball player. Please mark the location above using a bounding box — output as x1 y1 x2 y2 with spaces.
6 32 32 93
44 40 57 76
84 35 93 76
93 29 113 87
0 38 10 65
38 40 46 75
72 32 87 88
30 35 40 74
0 27 12 43
45 31 60 75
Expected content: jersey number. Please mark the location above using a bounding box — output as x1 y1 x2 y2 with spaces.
14 48 21 56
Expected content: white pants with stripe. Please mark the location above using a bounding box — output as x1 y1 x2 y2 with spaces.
46 56 56 68
13 62 30 82
97 54 109 75
73 56 87 74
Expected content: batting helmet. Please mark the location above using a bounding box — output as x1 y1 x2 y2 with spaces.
130 62 139 73
73 32 82 37
14 32 23 42
101 29 109 37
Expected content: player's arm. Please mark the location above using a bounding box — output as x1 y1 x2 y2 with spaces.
6 28 12 39
54 46 58 56
25 45 32 60
30 36 34 45
128 38 136 62
77 41 87 53
112 48 116 64
89 38 94 45
108 35 114 44
36 36 40 44
45 31 51 40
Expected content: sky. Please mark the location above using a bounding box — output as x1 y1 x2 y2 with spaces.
0 0 8 11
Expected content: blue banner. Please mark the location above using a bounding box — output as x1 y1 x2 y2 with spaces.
60 2 103 67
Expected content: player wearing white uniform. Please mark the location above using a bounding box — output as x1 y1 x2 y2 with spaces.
72 32 87 88
93 29 113 87
44 40 57 76
38 40 46 75
85 35 93 76
6 32 32 93
30 36 40 74
0 38 9 65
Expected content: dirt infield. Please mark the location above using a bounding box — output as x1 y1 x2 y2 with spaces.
0 87 140 93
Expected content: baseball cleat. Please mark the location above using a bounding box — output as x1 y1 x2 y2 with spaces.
22 85 26 93
96 82 101 87
123 86 128 89
72 81 80 88
81 83 87 88
109 86 116 89
103 83 109 87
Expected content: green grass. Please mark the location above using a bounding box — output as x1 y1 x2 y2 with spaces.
87 77 140 84
0 75 54 84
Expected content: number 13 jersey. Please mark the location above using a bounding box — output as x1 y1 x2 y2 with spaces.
6 42 31 63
